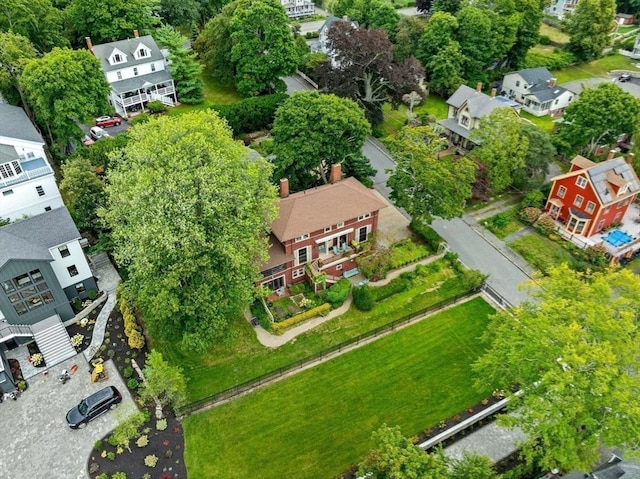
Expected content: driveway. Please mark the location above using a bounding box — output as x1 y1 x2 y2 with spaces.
561 76 640 98
0 356 136 479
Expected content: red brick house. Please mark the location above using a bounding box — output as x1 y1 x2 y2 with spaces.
260 164 387 293
545 152 640 237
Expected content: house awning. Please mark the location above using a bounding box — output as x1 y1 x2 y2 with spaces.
109 70 173 94
548 198 564 208
315 228 354 244
438 118 473 140
568 207 590 219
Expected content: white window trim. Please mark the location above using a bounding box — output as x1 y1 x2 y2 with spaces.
336 221 344 228
292 269 304 279
357 213 371 221
294 233 309 242
294 246 310 266
585 201 595 213
575 176 587 188
324 226 332 233
315 228 354 244
574 195 584 207
357 225 371 242
557 186 567 198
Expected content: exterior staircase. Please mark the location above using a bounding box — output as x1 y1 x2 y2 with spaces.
149 92 175 106
0 324 33 342
31 315 76 367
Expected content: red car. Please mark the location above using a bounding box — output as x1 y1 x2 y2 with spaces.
95 116 122 128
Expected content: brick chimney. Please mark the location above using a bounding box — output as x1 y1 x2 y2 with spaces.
547 78 556 88
134 30 139 38
626 152 635 165
607 148 619 160
280 178 289 198
476 82 482 93
330 163 342 184
85 37 93 53
490 88 497 98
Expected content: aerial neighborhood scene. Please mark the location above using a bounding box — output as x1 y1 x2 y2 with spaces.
2 0 640 477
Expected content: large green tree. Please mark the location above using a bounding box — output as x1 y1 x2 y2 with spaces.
139 350 187 408
473 265 640 471
60 156 106 235
416 11 459 75
102 111 278 351
271 91 374 190
158 0 200 27
387 126 476 224
506 0 542 68
20 48 110 152
0 0 68 52
394 16 425 62
456 6 494 84
0 31 38 111
333 0 400 35
471 108 528 194
424 41 465 96
553 82 640 157
449 452 499 479
194 0 237 85
566 0 616 61
67 0 160 45
513 122 555 191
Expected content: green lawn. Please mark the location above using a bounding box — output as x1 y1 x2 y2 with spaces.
520 110 556 133
539 22 569 44
508 231 576 273
184 297 495 479
484 208 526 240
616 25 639 35
157 259 474 401
167 70 241 117
389 236 432 268
551 54 640 84
380 94 449 138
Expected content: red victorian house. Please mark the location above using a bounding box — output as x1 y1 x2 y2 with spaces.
545 152 640 237
259 164 387 293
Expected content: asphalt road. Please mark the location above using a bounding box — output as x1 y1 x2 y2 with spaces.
284 74 533 306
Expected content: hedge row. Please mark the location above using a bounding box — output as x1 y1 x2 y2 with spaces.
371 277 409 303
326 279 351 308
409 220 445 253
117 286 145 350
211 93 288 135
271 303 331 332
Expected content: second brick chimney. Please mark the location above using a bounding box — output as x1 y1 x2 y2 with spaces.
85 37 93 53
280 178 289 198
476 82 482 93
607 148 619 161
330 163 342 184
134 30 139 38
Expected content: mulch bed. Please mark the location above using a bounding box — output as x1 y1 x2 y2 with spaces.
69 306 186 479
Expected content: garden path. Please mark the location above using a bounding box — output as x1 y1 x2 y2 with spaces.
249 253 445 348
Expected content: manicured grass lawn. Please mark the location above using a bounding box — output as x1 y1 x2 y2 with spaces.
380 94 449 138
389 236 432 268
183 297 495 479
157 259 473 401
539 23 569 44
551 54 640 84
616 26 639 35
508 231 576 273
625 257 640 274
167 70 241 117
484 208 526 240
520 110 556 133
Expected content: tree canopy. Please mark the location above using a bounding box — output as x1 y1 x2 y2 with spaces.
158 0 200 27
0 0 68 52
566 0 616 61
333 0 401 35
60 155 106 235
473 265 640 471
139 350 187 408
101 111 278 351
553 82 640 158
20 47 111 151
271 91 373 190
387 126 476 224
0 31 38 111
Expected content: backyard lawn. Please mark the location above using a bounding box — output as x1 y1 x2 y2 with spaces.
520 110 556 133
379 94 449 138
508 231 577 273
167 70 241 117
551 54 640 84
157 259 475 401
183 297 495 479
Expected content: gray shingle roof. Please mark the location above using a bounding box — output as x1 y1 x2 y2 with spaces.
0 104 44 144
446 85 519 119
438 118 473 139
446 85 478 108
108 70 173 94
0 207 81 268
0 144 18 163
587 157 640 205
525 84 569 102
91 35 165 73
513 67 553 85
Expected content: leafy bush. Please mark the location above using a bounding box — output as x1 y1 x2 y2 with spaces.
96 474 108 479
136 435 149 447
370 277 409 302
538 34 552 45
487 212 512 229
110 411 148 451
519 207 542 225
71 333 84 348
409 220 445 253
156 419 168 431
326 279 351 308
128 378 139 389
521 190 545 209
534 214 556 235
352 285 374 311
458 269 487 289
111 473 127 479
356 250 392 281
94 440 103 451
107 452 116 461
127 329 145 350
146 100 166 114
144 454 159 467
289 282 307 295
87 289 98 300
271 303 331 332
123 366 133 378
130 113 150 125
524 51 575 70
211 93 288 135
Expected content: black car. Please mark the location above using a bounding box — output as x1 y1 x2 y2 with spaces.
66 386 122 429
619 74 632 82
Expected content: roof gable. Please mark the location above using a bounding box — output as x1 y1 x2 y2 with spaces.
92 35 165 73
0 104 44 144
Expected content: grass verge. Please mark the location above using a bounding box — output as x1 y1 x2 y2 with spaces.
183 297 495 479
483 208 526 240
551 54 640 84
508 231 576 273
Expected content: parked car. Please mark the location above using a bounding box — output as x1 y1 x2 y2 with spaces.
619 74 632 82
66 386 122 429
89 126 110 141
95 115 122 128
81 135 95 147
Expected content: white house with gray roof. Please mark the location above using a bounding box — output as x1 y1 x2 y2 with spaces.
0 207 98 389
0 104 63 221
544 0 578 19
501 67 576 117
438 84 522 151
87 32 176 117
281 0 314 18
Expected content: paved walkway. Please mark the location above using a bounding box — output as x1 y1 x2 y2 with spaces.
250 253 445 348
444 420 527 462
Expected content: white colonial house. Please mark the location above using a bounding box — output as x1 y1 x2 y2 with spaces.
88 32 177 117
544 0 578 19
501 67 575 117
281 0 314 18
0 104 63 222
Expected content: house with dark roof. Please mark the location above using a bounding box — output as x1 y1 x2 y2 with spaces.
501 67 576 117
87 31 176 117
438 83 521 151
0 104 64 221
0 207 98 391
260 164 387 293
280 0 314 18
546 152 640 241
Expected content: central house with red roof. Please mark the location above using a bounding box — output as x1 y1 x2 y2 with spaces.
260 164 387 293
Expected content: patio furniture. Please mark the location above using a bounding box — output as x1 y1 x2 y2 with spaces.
333 246 340 255
275 287 285 296
343 267 359 279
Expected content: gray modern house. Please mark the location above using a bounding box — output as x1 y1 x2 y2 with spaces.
0 207 97 393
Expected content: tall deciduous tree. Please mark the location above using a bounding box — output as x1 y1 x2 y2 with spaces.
102 111 278 351
317 22 424 126
20 48 111 152
333 0 401 35
449 452 499 479
506 0 542 68
271 91 374 190
194 0 238 84
456 6 494 84
0 0 68 52
553 83 640 157
471 108 528 193
358 424 449 479
394 16 426 62
139 350 188 408
387 126 476 224
417 11 459 74
425 41 465 95
0 31 38 112
566 0 616 61
432 0 461 14
415 0 434 13
473 265 640 471
67 0 160 45
60 156 106 235
159 0 200 27
513 122 555 190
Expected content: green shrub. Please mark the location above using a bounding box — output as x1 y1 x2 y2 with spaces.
535 214 556 235
128 329 145 349
410 220 445 252
326 279 351 308
352 285 374 311
488 212 511 229
524 51 575 70
87 289 98 300
521 190 545 209
371 277 408 303
127 378 139 389
145 454 159 467
289 282 307 295
111 473 127 479
271 303 331 332
107 451 116 461
156 418 168 431
130 113 150 125
96 474 108 479
519 207 542 225
146 100 166 114
211 93 288 135
539 34 552 45
123 366 133 378
94 440 103 451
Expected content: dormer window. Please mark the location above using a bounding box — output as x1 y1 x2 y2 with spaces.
109 49 127 65
113 53 122 63
619 183 630 195
135 45 151 60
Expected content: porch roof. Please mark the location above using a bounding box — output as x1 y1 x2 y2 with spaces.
109 70 173 94
548 198 564 208
261 235 293 271
568 207 590 219
438 118 472 140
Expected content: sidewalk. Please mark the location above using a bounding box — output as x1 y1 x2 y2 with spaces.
249 253 445 348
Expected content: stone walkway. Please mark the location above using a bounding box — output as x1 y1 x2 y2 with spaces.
444 420 527 462
250 253 445 348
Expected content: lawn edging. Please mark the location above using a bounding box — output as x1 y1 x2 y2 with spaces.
176 286 482 417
